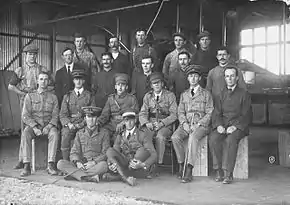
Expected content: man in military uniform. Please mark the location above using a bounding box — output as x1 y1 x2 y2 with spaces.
59 69 95 161
8 44 53 170
92 52 118 108
73 33 100 89
132 28 159 73
57 106 110 182
171 66 213 183
139 72 177 165
97 73 139 143
209 66 251 184
105 108 157 186
20 72 59 177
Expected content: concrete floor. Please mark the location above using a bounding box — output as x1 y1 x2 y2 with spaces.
1 127 290 204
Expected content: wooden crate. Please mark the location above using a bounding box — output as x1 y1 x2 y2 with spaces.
33 137 48 170
193 136 208 176
233 136 249 179
278 130 290 167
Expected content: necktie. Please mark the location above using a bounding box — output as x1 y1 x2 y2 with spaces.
77 91 80 97
191 89 195 97
156 96 159 102
127 132 131 140
67 66 71 74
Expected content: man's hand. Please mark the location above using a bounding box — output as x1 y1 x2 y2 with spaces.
108 163 117 173
129 159 144 170
146 122 154 131
217 125 226 134
190 123 200 132
183 123 190 133
76 162 86 171
68 123 76 130
42 124 52 135
226 126 237 134
84 161 96 170
33 127 42 137
153 121 164 131
116 122 125 133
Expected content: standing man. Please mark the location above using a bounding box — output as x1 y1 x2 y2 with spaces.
139 72 177 166
55 47 75 106
8 44 53 170
20 72 59 177
92 52 118 108
162 32 191 77
57 106 110 182
168 51 191 103
171 66 213 183
73 33 100 89
108 36 130 74
59 69 95 161
209 66 251 184
132 28 159 73
97 73 139 143
131 55 154 107
106 108 157 186
206 46 246 104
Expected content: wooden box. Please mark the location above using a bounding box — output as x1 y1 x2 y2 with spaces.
233 136 249 179
32 137 48 171
193 136 208 176
278 130 290 167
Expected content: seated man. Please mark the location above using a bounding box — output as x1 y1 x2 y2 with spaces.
106 108 157 186
209 65 251 184
57 106 110 182
59 69 95 160
20 71 59 177
139 72 177 166
97 73 139 143
171 66 213 183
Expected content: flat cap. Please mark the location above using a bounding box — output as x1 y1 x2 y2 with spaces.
172 32 186 40
122 108 137 119
82 106 102 117
115 73 129 84
149 72 164 84
23 44 39 53
74 32 86 39
186 64 203 76
71 69 86 79
197 30 211 40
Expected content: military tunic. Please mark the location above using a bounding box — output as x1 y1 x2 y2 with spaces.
171 86 213 165
59 89 95 159
139 89 178 164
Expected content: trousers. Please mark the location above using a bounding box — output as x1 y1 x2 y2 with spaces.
18 95 25 161
61 127 78 160
209 129 245 173
171 126 208 166
21 126 59 163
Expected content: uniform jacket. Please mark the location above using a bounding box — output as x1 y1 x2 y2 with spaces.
139 89 178 127
97 93 139 127
59 90 95 126
212 87 252 134
113 127 157 167
131 71 151 107
22 90 59 129
178 86 213 128
70 127 110 163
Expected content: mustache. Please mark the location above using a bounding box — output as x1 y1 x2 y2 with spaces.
220 58 226 61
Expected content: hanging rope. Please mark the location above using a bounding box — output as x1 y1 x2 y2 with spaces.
146 0 166 36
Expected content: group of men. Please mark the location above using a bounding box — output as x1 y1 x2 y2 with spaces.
7 28 251 186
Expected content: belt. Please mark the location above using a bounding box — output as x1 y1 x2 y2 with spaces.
149 112 168 119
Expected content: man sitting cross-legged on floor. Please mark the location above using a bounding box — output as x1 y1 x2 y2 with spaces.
57 106 110 182
105 108 157 186
171 65 213 183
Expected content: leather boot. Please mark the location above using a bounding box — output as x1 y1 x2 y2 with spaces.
20 163 31 177
47 162 58 176
214 169 223 182
14 161 24 169
222 169 233 184
111 157 136 186
177 163 184 179
181 164 193 183
102 172 122 182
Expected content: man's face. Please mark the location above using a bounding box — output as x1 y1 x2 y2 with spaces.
224 68 239 87
141 58 154 73
74 37 85 50
38 73 49 89
85 115 97 128
178 54 190 69
73 78 85 89
62 49 73 64
109 37 119 49
102 54 113 69
174 36 185 49
124 117 136 130
199 36 211 49
217 50 230 66
115 82 127 95
26 52 37 64
135 31 146 45
187 73 201 86
151 80 163 93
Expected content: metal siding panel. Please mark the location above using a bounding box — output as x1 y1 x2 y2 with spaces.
0 35 19 71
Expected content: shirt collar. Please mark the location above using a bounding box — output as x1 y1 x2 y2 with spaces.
227 84 237 91
74 87 84 95
112 52 119 59
65 63 74 71
191 85 200 94
125 127 136 139
154 91 162 98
